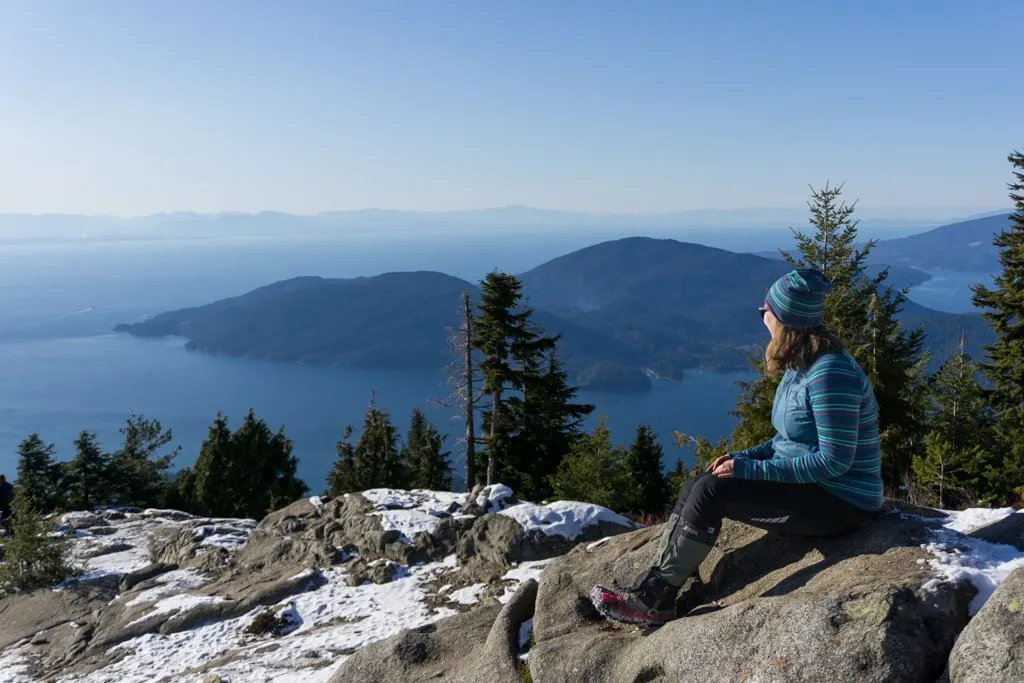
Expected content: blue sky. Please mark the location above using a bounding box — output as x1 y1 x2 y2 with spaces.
0 0 1020 215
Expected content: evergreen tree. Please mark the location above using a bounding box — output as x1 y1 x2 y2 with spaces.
503 349 593 500
665 458 688 500
325 425 361 495
353 394 404 489
548 415 639 512
108 413 180 508
0 496 80 596
970 148 1024 506
474 271 556 485
187 412 234 515
913 334 994 507
182 410 307 519
625 424 668 514
67 431 109 511
727 357 779 451
402 408 453 491
14 434 62 512
234 410 308 515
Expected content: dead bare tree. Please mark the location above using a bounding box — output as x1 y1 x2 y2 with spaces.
431 289 484 491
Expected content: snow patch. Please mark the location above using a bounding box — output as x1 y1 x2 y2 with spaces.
448 582 486 605
498 560 552 603
921 507 1024 616
476 483 515 512
497 500 634 540
126 593 226 627
125 569 210 607
361 488 468 541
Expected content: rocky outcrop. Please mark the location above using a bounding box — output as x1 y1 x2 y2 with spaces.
329 508 993 683
949 566 1024 683
1 486 636 681
330 578 538 683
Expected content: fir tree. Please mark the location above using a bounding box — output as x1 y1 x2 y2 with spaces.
0 496 80 595
474 271 556 485
67 431 109 511
970 148 1024 506
108 413 180 508
664 458 688 502
727 357 779 451
234 410 308 515
504 349 593 500
353 394 404 489
181 410 307 519
548 415 639 512
913 334 994 507
325 425 360 495
624 424 668 514
187 412 234 515
14 434 62 512
402 408 453 491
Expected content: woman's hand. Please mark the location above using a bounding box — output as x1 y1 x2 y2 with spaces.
707 454 732 473
710 455 734 478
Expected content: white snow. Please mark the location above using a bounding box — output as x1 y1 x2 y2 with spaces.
124 569 210 607
370 509 448 542
360 488 468 541
448 582 486 605
920 507 1024 616
56 560 460 683
126 593 226 627
498 560 552 603
940 507 1017 534
359 488 467 513
476 483 515 512
498 500 634 540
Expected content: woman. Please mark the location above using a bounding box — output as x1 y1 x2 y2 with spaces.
591 268 883 627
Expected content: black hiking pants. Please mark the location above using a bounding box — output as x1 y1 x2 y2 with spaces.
669 472 870 546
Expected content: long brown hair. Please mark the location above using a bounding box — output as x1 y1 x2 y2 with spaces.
764 325 845 375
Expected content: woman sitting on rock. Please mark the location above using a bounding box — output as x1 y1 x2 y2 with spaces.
591 268 884 627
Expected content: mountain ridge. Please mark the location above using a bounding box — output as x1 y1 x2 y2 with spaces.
115 234 993 393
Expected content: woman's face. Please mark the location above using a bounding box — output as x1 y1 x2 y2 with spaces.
760 305 781 340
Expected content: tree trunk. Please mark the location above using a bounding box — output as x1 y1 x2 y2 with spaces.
461 290 476 491
488 388 501 485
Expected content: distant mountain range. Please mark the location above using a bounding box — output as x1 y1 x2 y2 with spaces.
115 219 999 393
1 206 1009 246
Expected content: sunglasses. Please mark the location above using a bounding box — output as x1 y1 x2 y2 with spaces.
758 305 769 320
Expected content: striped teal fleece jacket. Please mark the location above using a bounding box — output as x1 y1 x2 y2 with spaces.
731 349 883 511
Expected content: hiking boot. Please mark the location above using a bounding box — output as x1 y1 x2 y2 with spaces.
589 570 679 626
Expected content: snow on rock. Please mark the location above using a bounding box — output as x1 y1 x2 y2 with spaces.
498 560 552 604
124 569 211 607
126 593 226 627
447 582 486 605
60 560 460 683
359 488 468 541
476 483 516 512
941 506 1018 534
921 507 1024 616
497 500 635 540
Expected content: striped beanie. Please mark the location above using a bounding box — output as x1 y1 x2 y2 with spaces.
765 268 833 330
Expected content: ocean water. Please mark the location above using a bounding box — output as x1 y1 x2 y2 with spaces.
0 233 752 491
903 268 997 313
